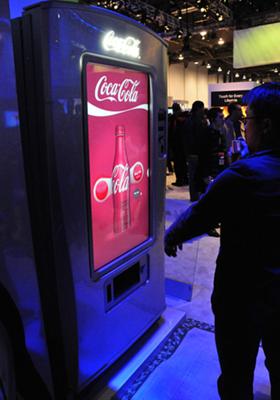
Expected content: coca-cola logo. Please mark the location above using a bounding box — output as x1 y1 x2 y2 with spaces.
94 76 140 103
92 162 144 202
102 30 141 59
112 164 129 194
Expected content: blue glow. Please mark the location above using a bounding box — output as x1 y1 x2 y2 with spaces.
70 11 100 33
9 0 36 18
4 110 19 127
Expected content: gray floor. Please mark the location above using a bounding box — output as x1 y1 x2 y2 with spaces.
132 174 270 400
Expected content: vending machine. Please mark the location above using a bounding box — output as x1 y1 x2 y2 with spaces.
1 1 168 398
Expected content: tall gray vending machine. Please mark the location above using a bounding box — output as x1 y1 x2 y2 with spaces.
1 1 168 398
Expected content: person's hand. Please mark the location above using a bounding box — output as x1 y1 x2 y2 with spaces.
238 137 250 158
203 176 214 185
229 137 249 159
164 242 183 257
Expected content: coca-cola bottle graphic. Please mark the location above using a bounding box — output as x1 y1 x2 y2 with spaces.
112 125 131 233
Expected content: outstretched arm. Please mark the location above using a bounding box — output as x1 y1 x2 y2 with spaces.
164 167 241 256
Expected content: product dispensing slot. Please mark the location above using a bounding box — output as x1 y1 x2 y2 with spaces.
113 262 140 299
104 254 149 311
158 109 167 158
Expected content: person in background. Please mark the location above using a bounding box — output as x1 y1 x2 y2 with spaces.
184 100 212 201
207 107 227 176
164 82 280 400
224 102 244 163
170 104 189 186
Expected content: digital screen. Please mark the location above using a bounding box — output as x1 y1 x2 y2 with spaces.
85 62 150 271
234 22 280 68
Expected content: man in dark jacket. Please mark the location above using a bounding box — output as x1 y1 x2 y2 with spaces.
184 100 212 201
165 82 280 400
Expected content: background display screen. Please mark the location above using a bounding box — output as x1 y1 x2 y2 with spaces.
85 62 150 271
234 22 280 68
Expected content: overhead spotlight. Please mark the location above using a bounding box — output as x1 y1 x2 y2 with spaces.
178 53 184 61
200 6 207 12
274 67 279 73
218 66 223 72
227 69 231 75
242 74 247 80
206 63 211 69
256 79 260 84
200 30 207 38
164 24 170 32
176 29 183 39
218 37 225 45
218 15 224 21
194 61 199 65
235 72 240 78
249 77 252 82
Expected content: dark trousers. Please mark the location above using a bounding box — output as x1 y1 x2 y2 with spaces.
188 155 207 201
213 299 280 400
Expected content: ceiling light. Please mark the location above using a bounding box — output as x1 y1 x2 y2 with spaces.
235 72 240 78
274 68 279 73
227 70 231 75
200 7 207 12
194 61 199 65
200 30 207 37
178 54 184 61
256 79 260 84
218 15 224 21
206 63 211 69
242 74 246 80
176 29 183 39
218 37 225 45
249 78 252 82
218 66 222 72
